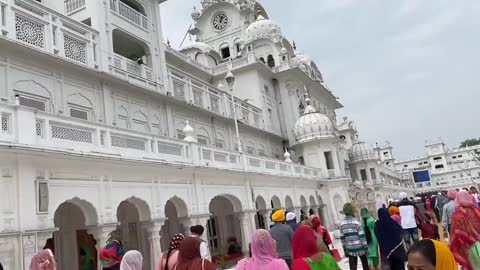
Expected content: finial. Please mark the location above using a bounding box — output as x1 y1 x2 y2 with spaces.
303 84 311 104
292 41 297 51
183 120 197 143
167 39 171 47
284 149 292 163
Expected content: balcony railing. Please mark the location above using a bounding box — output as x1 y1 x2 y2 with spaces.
1 103 327 181
65 0 86 14
110 0 148 30
1 0 99 69
113 54 153 81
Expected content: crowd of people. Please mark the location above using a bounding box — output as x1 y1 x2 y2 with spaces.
24 187 480 270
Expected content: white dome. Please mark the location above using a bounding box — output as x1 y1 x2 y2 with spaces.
245 15 282 43
349 141 377 162
292 52 313 66
293 100 336 144
180 42 214 53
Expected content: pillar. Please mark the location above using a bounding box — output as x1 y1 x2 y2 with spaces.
261 210 271 230
148 220 164 270
238 210 256 254
88 225 116 270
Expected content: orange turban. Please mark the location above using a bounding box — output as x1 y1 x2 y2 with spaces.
271 209 286 222
388 205 399 216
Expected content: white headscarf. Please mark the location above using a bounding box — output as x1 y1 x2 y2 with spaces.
120 250 143 270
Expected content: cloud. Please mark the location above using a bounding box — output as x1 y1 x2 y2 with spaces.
160 0 480 159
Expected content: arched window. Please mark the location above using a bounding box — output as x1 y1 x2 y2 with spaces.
116 106 128 128
151 115 161 135
267 55 275 68
246 141 255 155
67 94 94 121
196 128 211 145
132 110 148 132
215 132 225 149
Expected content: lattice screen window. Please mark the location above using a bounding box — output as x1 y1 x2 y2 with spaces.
209 93 219 113
247 147 255 155
1 113 10 133
172 79 185 100
111 134 146 151
157 142 183 156
69 106 90 121
258 149 266 157
15 15 45 48
51 124 93 143
18 95 47 111
64 34 87 63
35 119 44 138
192 88 203 107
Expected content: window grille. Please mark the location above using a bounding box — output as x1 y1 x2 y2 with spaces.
1 113 9 133
63 34 87 63
19 96 46 111
111 134 146 151
193 88 203 107
70 107 89 120
15 15 45 48
35 120 44 137
172 79 185 100
51 124 93 143
157 142 182 156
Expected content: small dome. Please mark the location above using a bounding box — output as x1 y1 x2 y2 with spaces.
280 47 287 54
294 97 336 144
180 42 214 53
191 6 200 21
245 15 282 43
349 141 377 162
291 52 313 66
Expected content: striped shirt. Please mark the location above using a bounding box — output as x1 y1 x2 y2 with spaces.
340 215 368 256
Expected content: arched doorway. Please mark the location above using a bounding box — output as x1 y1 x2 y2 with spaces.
309 195 317 215
285 195 294 212
208 195 243 257
255 196 267 229
270 195 281 211
53 198 98 270
300 195 307 220
161 197 189 251
116 197 151 268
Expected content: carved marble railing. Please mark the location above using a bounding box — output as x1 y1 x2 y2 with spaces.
64 0 86 14
1 0 99 69
0 103 326 180
110 0 148 30
113 54 153 81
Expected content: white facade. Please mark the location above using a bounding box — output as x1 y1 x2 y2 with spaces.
395 140 480 193
0 0 412 269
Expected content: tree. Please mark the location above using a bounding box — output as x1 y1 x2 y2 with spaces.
460 138 480 148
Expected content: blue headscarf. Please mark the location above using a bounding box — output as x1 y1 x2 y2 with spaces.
375 208 405 259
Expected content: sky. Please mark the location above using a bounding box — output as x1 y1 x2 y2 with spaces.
160 0 480 160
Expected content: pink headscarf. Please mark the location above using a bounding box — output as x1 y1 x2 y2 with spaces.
235 229 288 270
455 190 476 209
30 249 56 270
120 250 143 270
447 189 458 200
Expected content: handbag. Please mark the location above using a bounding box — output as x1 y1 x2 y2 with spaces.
468 242 480 270
330 248 341 262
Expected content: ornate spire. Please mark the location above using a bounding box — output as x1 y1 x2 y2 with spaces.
284 149 292 163
183 120 197 142
292 41 297 51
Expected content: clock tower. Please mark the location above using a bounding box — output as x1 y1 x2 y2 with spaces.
187 0 268 60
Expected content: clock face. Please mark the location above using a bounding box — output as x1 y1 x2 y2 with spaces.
213 13 228 30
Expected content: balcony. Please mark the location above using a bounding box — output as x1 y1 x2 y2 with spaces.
113 54 153 81
64 0 86 14
110 0 148 30
167 67 266 130
0 102 325 181
1 0 99 69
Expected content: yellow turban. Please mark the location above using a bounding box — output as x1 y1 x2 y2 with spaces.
272 209 286 222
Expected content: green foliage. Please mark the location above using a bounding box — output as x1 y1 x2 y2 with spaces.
460 138 480 148
217 243 232 269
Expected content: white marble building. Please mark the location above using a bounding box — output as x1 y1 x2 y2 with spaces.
0 0 413 269
395 140 480 193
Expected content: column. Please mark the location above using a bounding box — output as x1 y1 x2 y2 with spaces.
147 220 164 270
261 210 271 230
238 210 256 254
88 225 116 270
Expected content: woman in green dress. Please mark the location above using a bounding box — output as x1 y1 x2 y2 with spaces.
361 208 380 270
